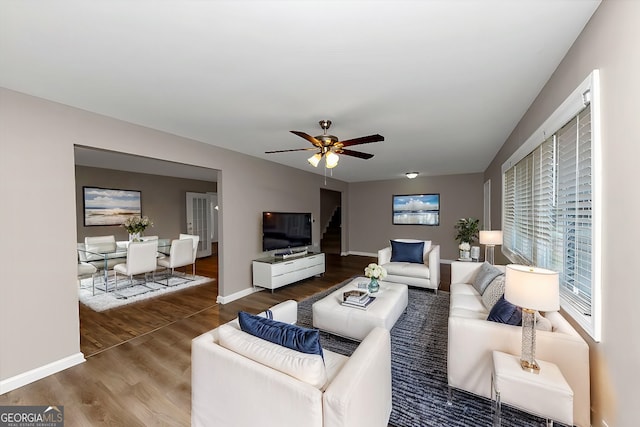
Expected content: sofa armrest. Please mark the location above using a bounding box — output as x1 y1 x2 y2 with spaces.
265 299 298 324
450 261 485 284
426 245 440 287
447 315 590 427
323 327 392 427
378 247 391 265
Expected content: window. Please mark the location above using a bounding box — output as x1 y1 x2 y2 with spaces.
502 71 601 341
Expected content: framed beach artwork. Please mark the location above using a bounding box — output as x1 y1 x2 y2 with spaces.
83 186 142 226
392 193 440 226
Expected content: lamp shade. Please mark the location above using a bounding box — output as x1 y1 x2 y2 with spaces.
504 264 560 311
307 153 321 167
479 230 503 245
325 151 339 168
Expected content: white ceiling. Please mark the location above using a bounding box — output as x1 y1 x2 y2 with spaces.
0 0 601 182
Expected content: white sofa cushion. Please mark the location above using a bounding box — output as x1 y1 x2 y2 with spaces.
217 324 328 389
384 262 430 279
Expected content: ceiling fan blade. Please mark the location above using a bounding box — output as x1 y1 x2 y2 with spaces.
290 131 323 147
338 134 384 147
265 147 318 154
338 148 374 159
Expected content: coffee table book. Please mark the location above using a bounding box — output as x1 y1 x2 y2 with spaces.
341 295 376 310
343 290 369 304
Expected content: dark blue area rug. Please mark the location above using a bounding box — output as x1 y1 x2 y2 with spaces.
298 279 565 427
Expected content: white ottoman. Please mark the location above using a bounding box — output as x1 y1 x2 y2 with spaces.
312 277 408 340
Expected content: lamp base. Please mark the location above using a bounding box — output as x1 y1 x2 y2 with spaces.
520 308 540 374
520 359 540 374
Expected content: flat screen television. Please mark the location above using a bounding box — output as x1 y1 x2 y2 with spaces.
262 211 312 252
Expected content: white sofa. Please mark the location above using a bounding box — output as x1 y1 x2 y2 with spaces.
378 239 440 292
447 261 590 427
191 300 393 427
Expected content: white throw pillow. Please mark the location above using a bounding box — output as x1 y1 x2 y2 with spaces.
217 324 327 389
535 311 553 331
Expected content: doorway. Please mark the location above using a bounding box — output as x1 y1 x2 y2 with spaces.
74 146 220 356
320 188 342 254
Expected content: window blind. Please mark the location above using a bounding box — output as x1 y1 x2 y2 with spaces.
503 105 595 334
501 70 600 341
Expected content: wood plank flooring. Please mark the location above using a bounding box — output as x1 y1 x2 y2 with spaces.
0 252 377 426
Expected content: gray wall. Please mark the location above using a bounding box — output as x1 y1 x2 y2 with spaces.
0 87 348 387
484 1 639 425
75 165 217 241
348 173 484 259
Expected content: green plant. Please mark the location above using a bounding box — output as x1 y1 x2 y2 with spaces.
454 217 479 244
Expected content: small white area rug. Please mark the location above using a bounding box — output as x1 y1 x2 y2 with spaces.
79 274 212 312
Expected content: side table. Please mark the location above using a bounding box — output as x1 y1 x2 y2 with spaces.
491 351 573 427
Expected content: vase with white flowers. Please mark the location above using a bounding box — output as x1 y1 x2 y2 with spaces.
458 242 471 260
122 215 153 242
364 263 387 294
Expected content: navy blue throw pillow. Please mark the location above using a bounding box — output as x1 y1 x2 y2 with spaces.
238 311 323 358
390 240 425 263
487 296 522 326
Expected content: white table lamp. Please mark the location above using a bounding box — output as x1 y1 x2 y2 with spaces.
479 230 502 264
505 264 559 373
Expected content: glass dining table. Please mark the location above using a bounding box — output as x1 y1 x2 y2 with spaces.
77 238 172 292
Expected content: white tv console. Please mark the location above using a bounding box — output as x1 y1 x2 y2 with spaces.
252 252 325 291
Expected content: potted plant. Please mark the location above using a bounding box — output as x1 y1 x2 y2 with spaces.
454 217 479 259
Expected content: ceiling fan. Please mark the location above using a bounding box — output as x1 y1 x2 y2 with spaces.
265 120 384 169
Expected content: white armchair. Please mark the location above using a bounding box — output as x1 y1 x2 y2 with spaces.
378 239 440 292
191 300 393 427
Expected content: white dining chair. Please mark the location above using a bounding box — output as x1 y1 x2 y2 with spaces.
179 233 200 276
157 238 195 286
113 241 158 289
77 260 98 295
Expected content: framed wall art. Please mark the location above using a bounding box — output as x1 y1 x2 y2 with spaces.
83 186 141 226
392 193 440 226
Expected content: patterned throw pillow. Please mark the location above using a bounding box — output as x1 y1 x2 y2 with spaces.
482 275 505 312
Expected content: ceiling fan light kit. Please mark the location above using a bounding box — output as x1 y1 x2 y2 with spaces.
265 119 384 170
325 151 339 168
307 152 322 167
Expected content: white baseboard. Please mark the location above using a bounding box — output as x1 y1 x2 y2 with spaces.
0 352 85 395
216 286 261 304
346 251 377 257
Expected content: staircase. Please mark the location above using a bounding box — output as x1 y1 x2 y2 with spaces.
321 207 341 254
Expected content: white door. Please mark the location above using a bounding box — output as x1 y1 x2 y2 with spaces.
208 192 218 243
186 192 212 258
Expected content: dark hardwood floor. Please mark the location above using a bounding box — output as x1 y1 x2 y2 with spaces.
0 251 378 426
